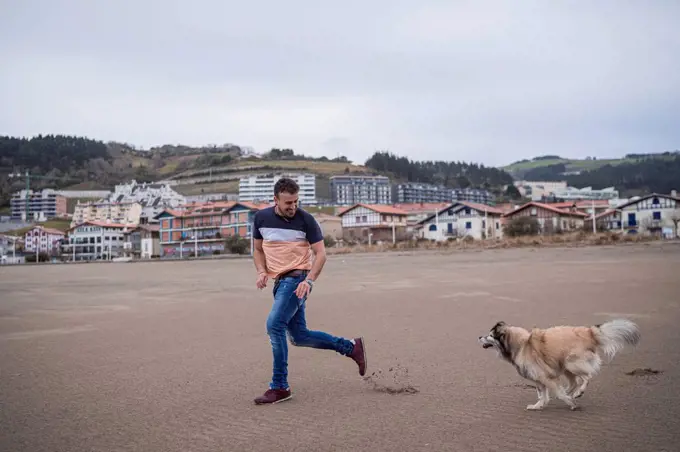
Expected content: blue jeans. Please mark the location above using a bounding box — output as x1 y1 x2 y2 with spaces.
266 272 354 390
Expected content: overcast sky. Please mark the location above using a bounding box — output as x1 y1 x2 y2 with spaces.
1 0 679 167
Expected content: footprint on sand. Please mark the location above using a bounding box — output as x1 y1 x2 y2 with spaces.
363 363 419 395
626 367 663 377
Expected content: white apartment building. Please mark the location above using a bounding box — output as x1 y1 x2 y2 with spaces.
56 189 111 199
552 186 620 201
185 193 239 204
513 180 568 201
330 175 391 205
239 173 317 205
65 221 131 261
10 189 68 221
106 180 186 223
23 226 65 255
71 201 142 227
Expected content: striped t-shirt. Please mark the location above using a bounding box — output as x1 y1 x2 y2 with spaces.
253 206 324 278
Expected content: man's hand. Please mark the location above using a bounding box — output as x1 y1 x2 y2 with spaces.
256 272 268 289
294 280 312 299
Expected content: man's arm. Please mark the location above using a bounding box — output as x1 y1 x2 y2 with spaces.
253 238 267 274
253 238 269 289
305 213 326 282
307 240 327 282
295 239 326 299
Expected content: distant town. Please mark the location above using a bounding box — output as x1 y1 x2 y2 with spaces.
1 173 678 265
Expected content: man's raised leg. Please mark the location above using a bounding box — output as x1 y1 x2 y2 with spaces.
286 289 367 376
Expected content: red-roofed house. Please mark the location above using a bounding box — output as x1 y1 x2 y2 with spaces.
64 221 135 261
337 204 409 243
549 200 611 217
587 209 624 232
391 202 452 229
24 225 65 256
417 201 505 240
587 193 680 237
502 201 588 234
154 202 269 258
124 224 161 259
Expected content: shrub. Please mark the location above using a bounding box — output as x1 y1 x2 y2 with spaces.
323 235 336 248
504 217 541 237
224 235 250 254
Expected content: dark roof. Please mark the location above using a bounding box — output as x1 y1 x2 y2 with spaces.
503 201 589 218
613 193 680 210
418 201 503 225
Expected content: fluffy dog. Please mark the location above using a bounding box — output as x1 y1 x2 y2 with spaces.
478 319 640 410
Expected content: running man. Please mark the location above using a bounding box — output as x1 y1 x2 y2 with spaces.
251 177 367 405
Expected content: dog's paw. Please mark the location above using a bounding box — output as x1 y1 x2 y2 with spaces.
526 403 544 411
569 405 582 411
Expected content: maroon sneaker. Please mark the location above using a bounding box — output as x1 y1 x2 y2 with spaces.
254 388 292 405
348 337 367 376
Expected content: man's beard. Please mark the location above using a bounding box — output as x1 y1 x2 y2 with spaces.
276 205 295 218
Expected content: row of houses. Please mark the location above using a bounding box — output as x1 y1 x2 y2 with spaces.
339 193 680 242
3 192 678 263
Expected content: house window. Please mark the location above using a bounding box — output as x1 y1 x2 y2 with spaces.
355 216 360 223
429 224 437 231
465 222 472 229
652 197 660 205
482 220 486 229
495 222 499 230
653 211 661 220
362 215 367 222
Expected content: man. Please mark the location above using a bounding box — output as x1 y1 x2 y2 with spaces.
251 177 367 405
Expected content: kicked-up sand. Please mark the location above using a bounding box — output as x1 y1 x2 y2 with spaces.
1 243 679 451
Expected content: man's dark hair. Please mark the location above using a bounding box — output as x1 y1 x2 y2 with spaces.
274 177 299 197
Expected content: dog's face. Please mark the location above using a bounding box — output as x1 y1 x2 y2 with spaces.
478 321 509 353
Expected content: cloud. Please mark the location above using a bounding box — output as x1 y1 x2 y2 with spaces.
1 0 679 167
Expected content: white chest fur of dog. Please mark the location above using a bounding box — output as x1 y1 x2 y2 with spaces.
478 319 640 411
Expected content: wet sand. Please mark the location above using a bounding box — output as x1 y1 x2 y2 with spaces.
1 243 678 451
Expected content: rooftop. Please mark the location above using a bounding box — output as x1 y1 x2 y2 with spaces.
337 203 409 216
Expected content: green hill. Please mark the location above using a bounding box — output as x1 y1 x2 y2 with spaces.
2 135 514 205
502 152 678 180
502 152 680 197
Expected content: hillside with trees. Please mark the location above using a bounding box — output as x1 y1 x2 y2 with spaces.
514 154 680 196
0 135 245 206
0 135 366 206
364 151 514 191
3 134 678 207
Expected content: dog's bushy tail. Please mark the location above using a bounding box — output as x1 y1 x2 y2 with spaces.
593 319 641 361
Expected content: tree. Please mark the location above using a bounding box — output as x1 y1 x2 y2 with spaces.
363 151 514 190
504 185 522 200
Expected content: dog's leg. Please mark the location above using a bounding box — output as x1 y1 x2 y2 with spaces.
565 372 581 397
572 376 590 399
526 382 550 410
542 378 579 410
565 352 600 399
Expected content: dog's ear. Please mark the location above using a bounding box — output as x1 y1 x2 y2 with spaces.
494 321 506 327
